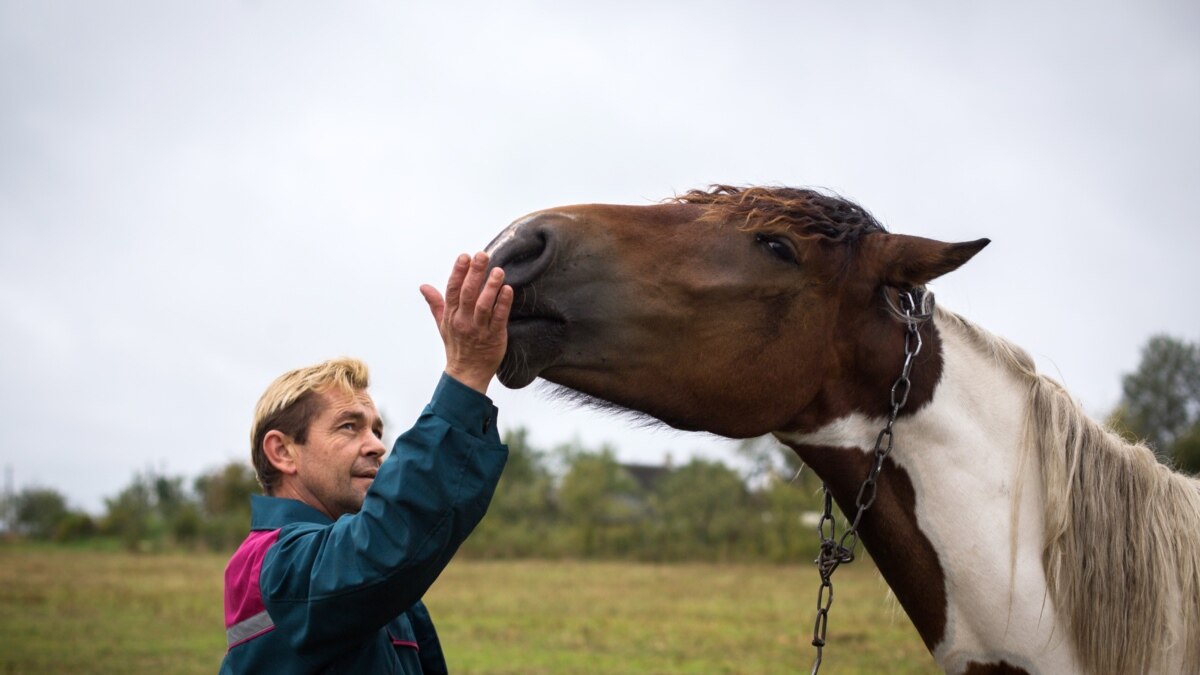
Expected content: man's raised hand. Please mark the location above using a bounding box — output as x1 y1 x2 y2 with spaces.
419 252 513 394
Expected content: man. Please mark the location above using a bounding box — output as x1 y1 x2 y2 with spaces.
220 252 514 674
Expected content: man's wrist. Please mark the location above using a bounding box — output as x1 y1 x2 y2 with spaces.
431 372 500 439
443 367 493 394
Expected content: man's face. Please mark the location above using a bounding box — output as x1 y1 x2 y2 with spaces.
290 387 386 520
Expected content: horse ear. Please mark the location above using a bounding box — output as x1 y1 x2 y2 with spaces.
867 233 990 288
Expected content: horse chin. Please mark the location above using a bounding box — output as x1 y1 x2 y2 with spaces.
498 318 568 389
497 363 539 389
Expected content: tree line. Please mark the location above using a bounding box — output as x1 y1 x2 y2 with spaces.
0 430 824 562
2 462 262 552
3 334 1197 559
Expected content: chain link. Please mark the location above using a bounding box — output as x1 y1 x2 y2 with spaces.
809 290 927 675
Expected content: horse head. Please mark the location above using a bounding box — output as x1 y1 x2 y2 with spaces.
486 185 1200 675
487 185 987 438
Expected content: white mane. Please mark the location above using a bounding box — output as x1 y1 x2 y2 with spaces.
936 306 1200 674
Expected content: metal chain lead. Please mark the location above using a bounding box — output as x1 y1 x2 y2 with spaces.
809 290 927 675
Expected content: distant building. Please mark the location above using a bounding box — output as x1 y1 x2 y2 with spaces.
619 462 672 494
607 460 674 522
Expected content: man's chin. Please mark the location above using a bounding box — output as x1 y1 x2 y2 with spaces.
351 478 375 508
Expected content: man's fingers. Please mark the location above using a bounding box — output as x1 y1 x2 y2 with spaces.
457 252 489 312
473 268 506 326
490 284 514 332
419 284 446 324
443 254 470 312
431 251 510 394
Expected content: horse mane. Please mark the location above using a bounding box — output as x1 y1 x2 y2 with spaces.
671 185 887 242
934 306 1200 675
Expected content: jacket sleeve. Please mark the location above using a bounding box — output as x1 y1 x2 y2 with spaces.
258 374 508 659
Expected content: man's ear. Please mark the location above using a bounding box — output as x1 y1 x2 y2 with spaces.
263 430 300 477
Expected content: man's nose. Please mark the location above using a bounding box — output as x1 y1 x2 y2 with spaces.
364 434 386 457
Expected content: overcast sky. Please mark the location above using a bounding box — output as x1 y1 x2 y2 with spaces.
2 1 1197 513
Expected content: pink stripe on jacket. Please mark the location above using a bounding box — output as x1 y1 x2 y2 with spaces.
224 529 280 639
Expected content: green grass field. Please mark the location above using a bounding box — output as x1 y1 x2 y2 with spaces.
0 546 937 674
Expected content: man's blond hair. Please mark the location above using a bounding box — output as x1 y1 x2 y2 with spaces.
250 357 371 493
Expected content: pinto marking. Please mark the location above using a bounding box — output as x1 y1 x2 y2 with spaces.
780 321 1082 674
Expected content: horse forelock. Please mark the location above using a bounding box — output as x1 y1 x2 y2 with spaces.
670 184 887 242
937 307 1200 675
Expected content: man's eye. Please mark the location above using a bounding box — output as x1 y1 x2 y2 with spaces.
755 234 798 265
341 422 356 431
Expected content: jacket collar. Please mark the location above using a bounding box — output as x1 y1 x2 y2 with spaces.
250 494 334 530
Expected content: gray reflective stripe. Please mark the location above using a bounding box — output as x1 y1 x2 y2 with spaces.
226 610 274 647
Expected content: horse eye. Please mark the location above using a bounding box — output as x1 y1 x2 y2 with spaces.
755 234 798 265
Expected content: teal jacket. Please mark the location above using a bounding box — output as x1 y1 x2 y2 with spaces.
220 375 508 674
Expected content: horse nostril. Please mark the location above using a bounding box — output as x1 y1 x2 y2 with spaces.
506 231 546 268
488 221 556 288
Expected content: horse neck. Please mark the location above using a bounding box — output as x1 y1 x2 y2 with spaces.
778 311 1082 674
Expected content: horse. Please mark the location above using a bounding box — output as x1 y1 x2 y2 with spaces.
484 185 1200 675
